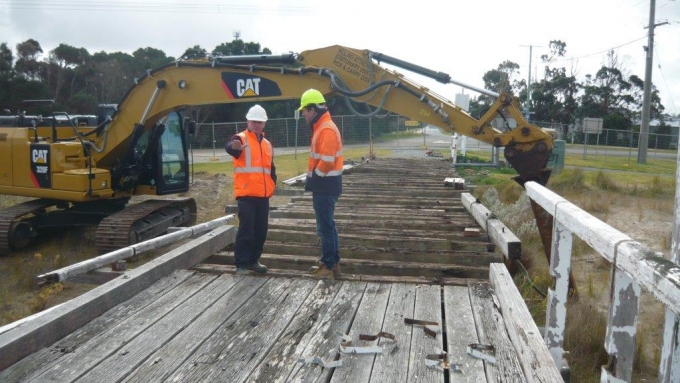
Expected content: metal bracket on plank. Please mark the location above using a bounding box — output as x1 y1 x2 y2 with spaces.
404 318 440 338
338 331 396 354
425 349 463 373
297 356 343 368
467 343 497 364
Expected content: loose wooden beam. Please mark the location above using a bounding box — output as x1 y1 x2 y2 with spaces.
36 214 234 284
461 193 521 259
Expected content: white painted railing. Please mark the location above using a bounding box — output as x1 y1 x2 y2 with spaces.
525 181 680 382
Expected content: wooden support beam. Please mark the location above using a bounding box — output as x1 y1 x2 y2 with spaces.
461 193 521 259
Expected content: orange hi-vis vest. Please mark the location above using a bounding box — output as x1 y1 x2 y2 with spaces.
307 113 343 192
233 129 275 198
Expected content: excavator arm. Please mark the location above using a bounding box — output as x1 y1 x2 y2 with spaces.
98 45 555 185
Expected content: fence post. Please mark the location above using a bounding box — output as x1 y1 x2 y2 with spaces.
210 122 217 161
601 266 641 382
659 142 680 382
545 220 572 370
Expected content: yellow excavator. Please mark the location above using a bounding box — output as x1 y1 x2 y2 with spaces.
0 45 555 255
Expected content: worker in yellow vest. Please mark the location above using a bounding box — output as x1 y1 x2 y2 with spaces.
225 104 276 274
298 89 343 279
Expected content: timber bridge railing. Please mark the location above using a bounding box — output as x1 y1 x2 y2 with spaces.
525 181 680 383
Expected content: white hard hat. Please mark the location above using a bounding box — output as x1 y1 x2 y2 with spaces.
246 104 268 122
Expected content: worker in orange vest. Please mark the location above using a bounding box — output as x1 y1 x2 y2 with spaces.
225 104 276 274
298 89 343 279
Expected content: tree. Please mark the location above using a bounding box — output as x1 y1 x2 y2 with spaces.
15 39 44 81
213 39 272 56
48 44 91 103
181 45 208 60
530 40 579 124
482 60 521 96
0 43 14 109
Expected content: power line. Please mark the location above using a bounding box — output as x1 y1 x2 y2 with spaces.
552 36 647 63
654 48 678 114
0 1 312 15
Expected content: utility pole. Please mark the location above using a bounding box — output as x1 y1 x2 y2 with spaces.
520 45 540 121
638 0 668 163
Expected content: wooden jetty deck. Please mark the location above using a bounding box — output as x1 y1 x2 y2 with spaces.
0 158 564 382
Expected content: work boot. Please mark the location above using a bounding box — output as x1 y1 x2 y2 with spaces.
309 264 338 280
246 262 268 274
311 260 341 279
235 267 249 275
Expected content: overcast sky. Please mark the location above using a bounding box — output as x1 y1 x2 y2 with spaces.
1 0 679 116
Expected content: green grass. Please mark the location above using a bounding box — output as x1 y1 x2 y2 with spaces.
193 147 392 180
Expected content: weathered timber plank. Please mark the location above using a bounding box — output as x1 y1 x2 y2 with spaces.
330 283 391 383
204 253 490 279
214 278 317 383
407 285 445 383
28 272 220 382
290 195 462 204
368 283 417 383
268 223 486 242
0 270 195 382
286 281 368 383
80 275 253 383
275 205 464 215
443 285 486 382
121 276 269 383
461 193 521 260
468 281 525 382
0 225 236 372
213 245 499 267
489 264 563 382
246 280 345 383
269 217 479 232
265 230 493 253
270 210 472 221
165 278 316 383
191 264 473 286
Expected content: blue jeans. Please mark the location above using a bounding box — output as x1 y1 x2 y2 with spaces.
312 193 339 269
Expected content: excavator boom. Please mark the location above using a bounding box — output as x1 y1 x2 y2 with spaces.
0 44 555 255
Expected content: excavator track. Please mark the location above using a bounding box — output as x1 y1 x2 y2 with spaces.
0 199 58 255
96 197 197 254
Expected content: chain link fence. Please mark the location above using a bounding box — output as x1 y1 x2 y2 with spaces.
189 116 679 164
189 115 471 161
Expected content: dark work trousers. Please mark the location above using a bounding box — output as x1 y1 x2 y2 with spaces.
234 197 270 268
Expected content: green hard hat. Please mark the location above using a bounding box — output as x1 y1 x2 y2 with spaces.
298 89 326 111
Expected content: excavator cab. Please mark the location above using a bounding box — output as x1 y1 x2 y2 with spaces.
118 110 192 196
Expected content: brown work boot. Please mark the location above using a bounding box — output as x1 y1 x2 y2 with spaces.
309 264 335 280
309 262 341 279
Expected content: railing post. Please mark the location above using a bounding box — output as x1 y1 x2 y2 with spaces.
545 220 572 370
601 266 641 382
659 140 680 382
